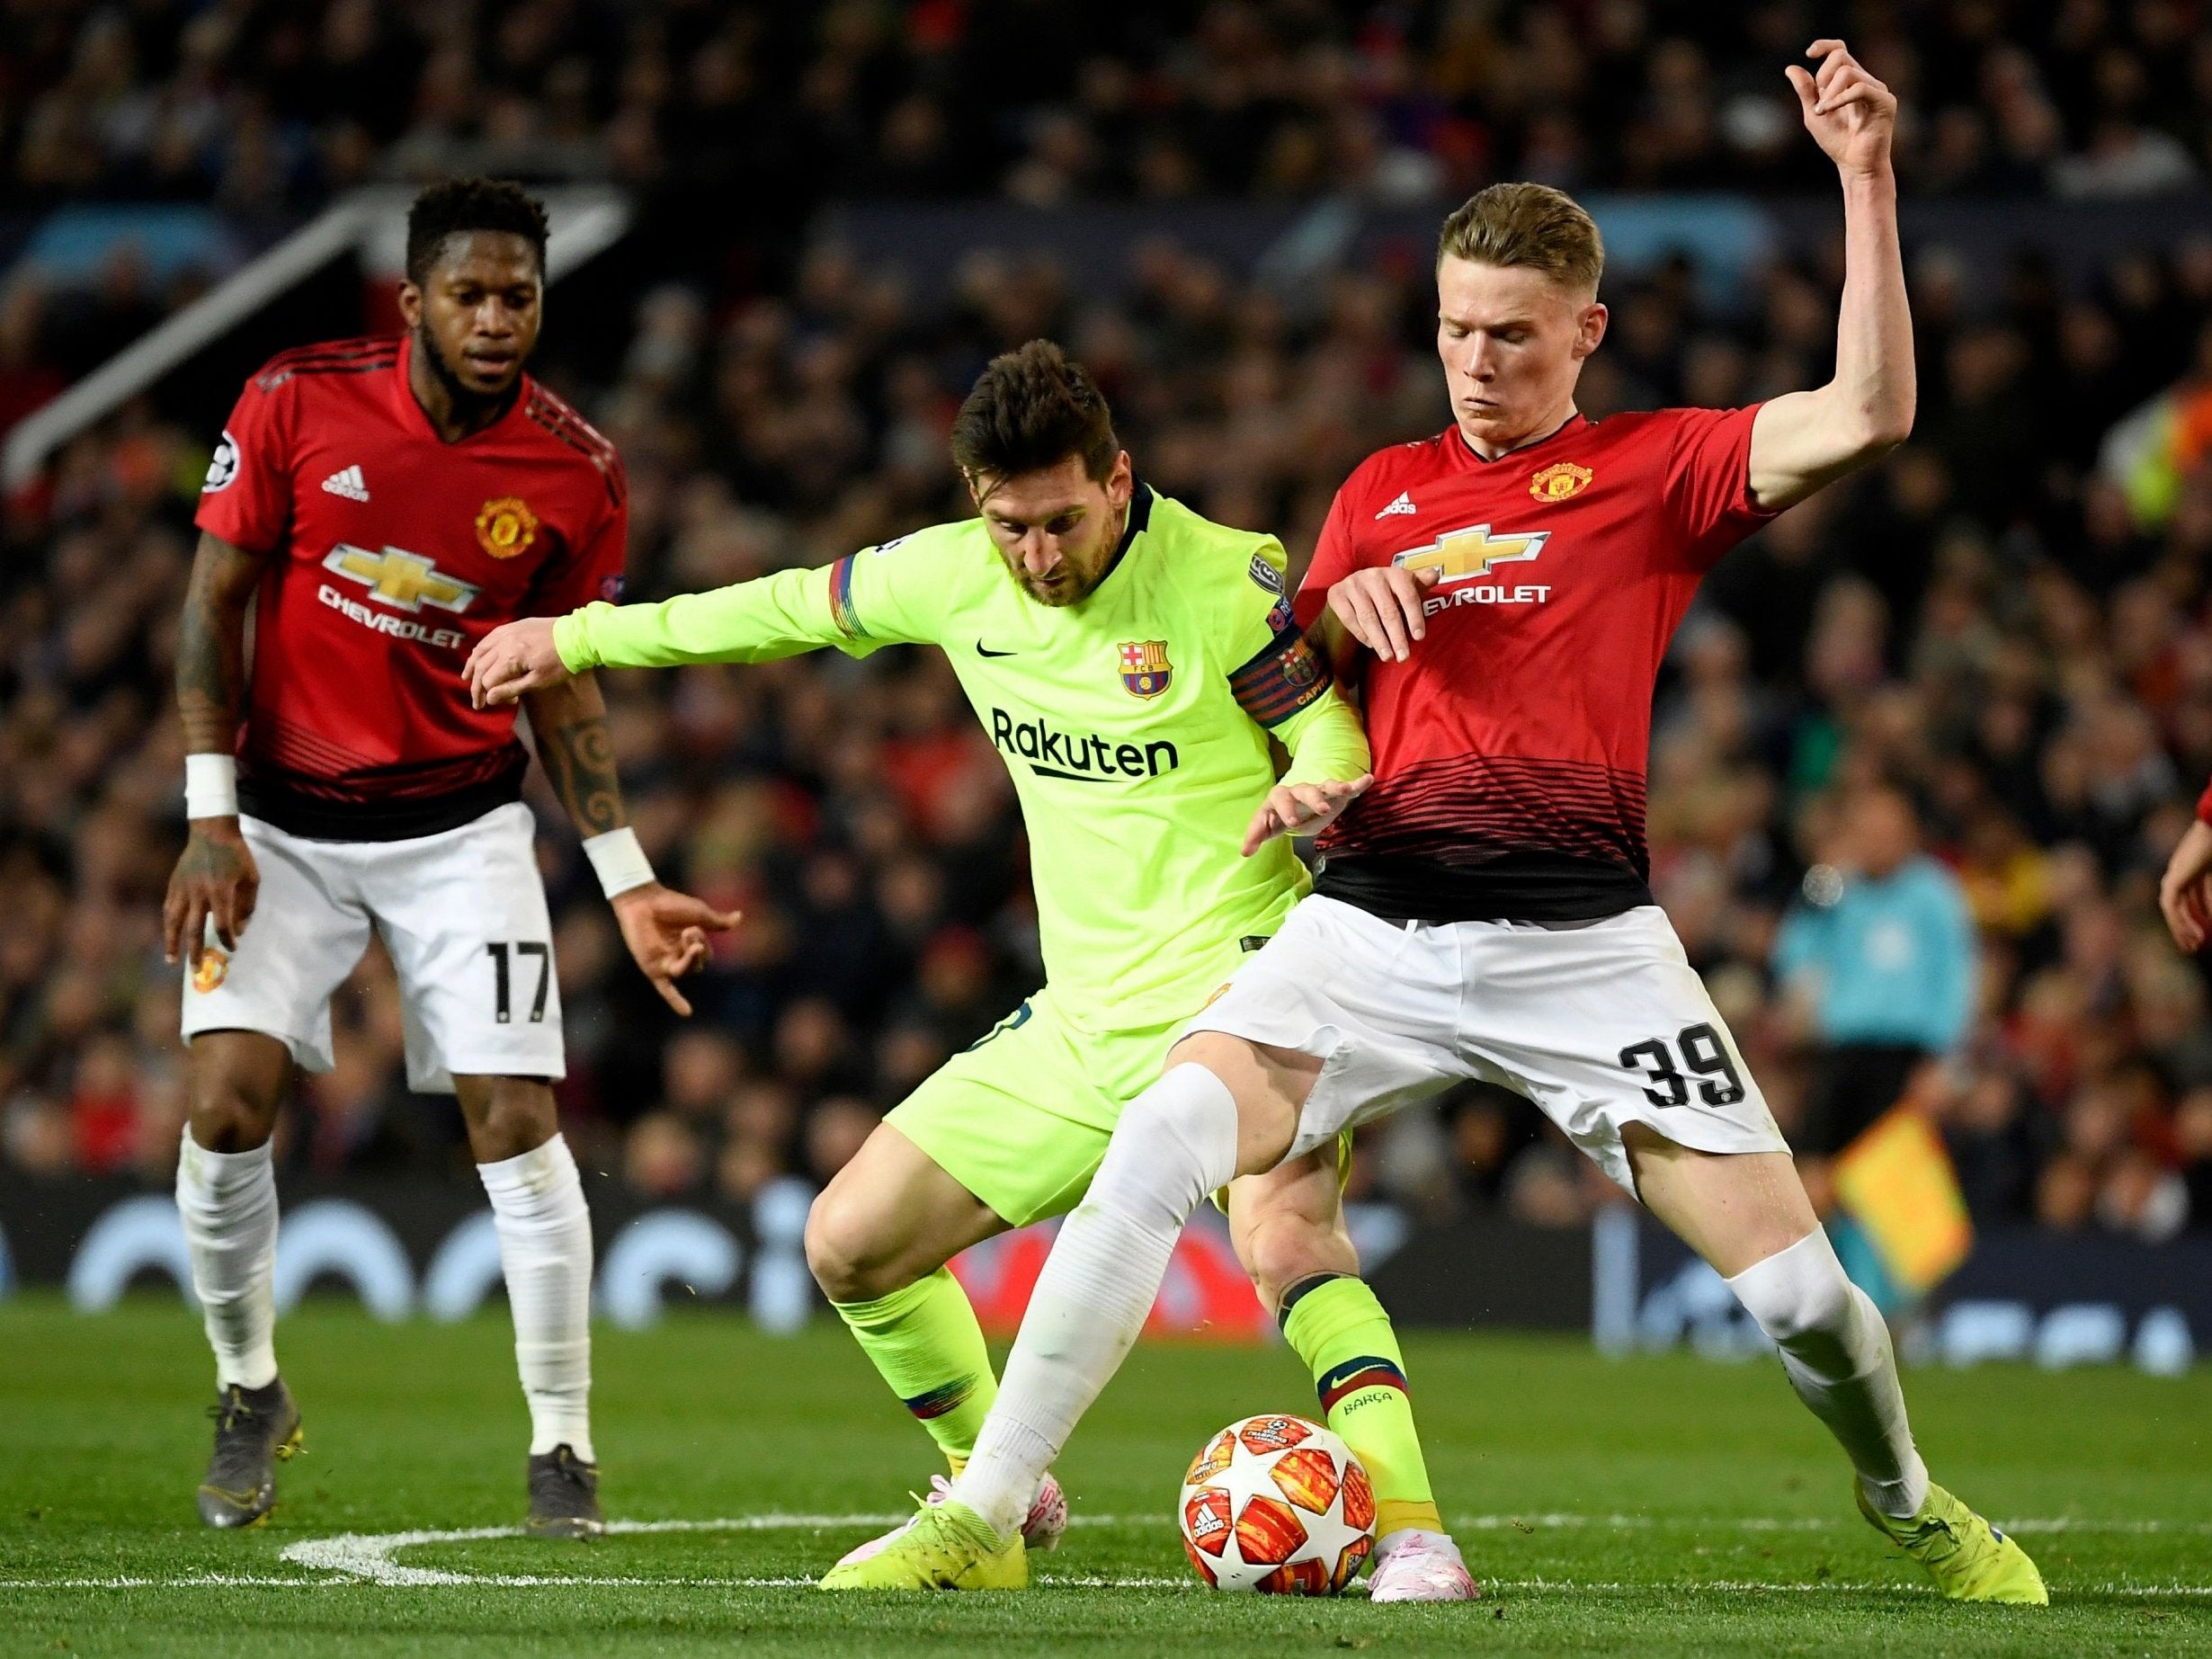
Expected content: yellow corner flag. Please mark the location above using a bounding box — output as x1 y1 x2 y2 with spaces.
1833 1106 1974 1296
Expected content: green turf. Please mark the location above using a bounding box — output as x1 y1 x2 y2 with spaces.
0 1292 2206 1656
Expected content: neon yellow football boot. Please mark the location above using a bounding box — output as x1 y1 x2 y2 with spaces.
1856 1481 2048 1604
817 1497 1027 1591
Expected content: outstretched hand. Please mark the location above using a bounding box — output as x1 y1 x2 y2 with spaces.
465 617 571 709
1243 774 1372 857
1786 39 1896 178
611 883 744 1016
2160 817 2212 953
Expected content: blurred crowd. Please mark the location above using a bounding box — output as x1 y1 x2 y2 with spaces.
7 0 2209 210
4 0 2212 1251
6 1 2212 424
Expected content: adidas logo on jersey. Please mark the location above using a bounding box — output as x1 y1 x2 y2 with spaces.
1374 492 1416 519
321 465 370 502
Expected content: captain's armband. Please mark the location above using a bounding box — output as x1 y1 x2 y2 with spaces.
1228 623 1331 729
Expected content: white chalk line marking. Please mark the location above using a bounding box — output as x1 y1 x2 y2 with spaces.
1452 1512 2212 1536
7 1572 2208 1599
0 1512 2202 1595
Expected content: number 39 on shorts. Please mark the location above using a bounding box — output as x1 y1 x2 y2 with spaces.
1618 1022 1745 1108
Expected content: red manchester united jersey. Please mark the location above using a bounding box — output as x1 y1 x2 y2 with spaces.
1298 406 1775 922
195 334 627 839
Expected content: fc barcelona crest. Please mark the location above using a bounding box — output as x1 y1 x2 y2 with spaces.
1118 639 1173 699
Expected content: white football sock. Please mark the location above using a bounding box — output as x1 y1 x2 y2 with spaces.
175 1128 280 1391
479 1134 595 1461
1726 1228 1928 1519
953 1065 1241 1538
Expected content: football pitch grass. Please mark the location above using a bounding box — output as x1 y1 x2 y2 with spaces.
1 1295 2207 1656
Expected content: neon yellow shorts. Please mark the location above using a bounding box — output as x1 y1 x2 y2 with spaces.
887 987 1347 1230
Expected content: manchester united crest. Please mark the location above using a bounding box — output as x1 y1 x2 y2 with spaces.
192 947 229 995
475 495 539 559
1529 460 1593 502
1119 639 1173 699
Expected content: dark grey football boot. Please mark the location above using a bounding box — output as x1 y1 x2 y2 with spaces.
526 1444 603 1539
197 1378 303 1529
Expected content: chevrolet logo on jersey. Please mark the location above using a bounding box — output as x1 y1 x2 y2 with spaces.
1391 522 1549 585
322 544 481 614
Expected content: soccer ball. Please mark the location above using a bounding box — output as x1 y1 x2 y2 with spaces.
1176 1414 1377 1593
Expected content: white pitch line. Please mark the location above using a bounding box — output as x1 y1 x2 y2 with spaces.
0 1575 321 1590
1449 1513 2212 1536
281 1514 913 1585
2 1511 2202 1595
1484 1579 2212 1599
6 1572 2209 1598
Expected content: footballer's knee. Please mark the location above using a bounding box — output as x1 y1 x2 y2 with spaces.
1726 1228 1860 1372
807 1121 1001 1302
804 1180 910 1304
1161 1034 1312 1176
185 1030 290 1152
454 1075 558 1164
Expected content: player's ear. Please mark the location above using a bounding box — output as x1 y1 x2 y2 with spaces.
1573 300 1608 360
1105 450 1134 507
397 280 424 331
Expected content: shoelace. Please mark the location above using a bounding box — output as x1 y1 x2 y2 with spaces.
540 1449 593 1490
1897 1512 1965 1565
207 1390 263 1437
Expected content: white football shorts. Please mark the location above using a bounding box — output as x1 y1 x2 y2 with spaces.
181 801 564 1093
1184 894 1787 1193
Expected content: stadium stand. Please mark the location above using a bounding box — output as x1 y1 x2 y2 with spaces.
3 2 2211 1249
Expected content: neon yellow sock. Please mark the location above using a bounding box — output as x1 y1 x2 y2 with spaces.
832 1268 998 1473
1281 1276 1443 1539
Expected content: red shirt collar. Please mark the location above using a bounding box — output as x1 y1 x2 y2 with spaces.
1448 410 1588 467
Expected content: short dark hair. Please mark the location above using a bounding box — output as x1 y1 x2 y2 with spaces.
405 177 549 285
950 340 1119 487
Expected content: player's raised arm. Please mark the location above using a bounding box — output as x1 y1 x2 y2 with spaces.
1745 40 1914 511
162 531 275 970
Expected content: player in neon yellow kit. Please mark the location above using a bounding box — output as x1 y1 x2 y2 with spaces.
465 341 1476 1600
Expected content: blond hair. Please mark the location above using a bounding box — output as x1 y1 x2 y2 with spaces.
1437 183 1604 297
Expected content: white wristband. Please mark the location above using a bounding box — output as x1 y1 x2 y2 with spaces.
582 826 655 898
184 754 238 820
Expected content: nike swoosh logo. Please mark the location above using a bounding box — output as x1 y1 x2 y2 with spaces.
976 643 1018 657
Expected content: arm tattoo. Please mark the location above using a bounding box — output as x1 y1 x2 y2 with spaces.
175 534 268 754
527 675 626 838
541 716 623 835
